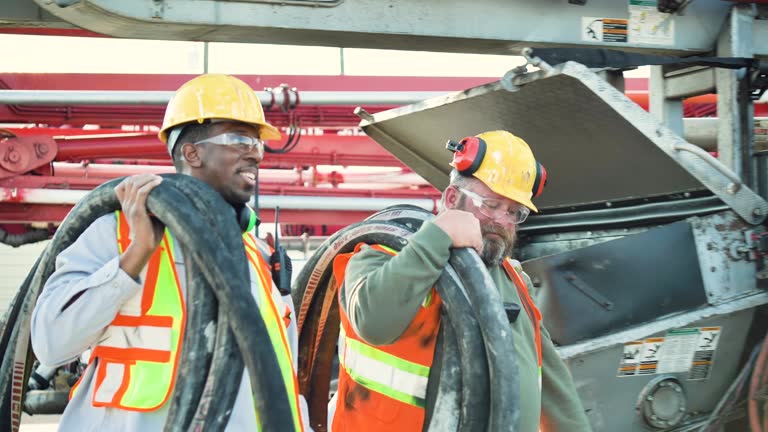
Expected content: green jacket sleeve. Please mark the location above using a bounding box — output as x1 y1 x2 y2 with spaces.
539 324 593 431
341 221 453 345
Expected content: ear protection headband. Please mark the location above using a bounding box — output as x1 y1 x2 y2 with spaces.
446 136 547 198
531 160 547 199
237 204 260 233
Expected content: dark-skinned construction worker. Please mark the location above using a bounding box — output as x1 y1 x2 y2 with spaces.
329 130 592 432
31 74 310 431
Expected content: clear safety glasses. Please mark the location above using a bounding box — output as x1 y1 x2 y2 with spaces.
194 133 265 156
456 187 530 224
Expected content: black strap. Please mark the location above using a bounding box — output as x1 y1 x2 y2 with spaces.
531 48 756 70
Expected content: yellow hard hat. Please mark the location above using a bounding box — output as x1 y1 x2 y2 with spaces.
447 130 546 212
158 74 281 147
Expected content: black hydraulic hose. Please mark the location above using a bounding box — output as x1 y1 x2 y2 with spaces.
0 256 39 369
0 178 126 431
0 175 295 432
424 317 461 432
0 271 35 432
294 216 492 432
162 249 218 432
450 249 520 432
433 264 489 432
364 207 489 432
161 174 248 432
139 177 296 432
294 221 412 429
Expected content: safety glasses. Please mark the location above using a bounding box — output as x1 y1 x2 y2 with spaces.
456 187 530 224
194 132 264 156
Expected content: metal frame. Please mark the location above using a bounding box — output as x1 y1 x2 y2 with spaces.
690 211 763 302
557 291 768 359
25 0 768 56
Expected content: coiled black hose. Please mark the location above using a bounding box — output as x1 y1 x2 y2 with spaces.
293 205 520 432
0 174 295 432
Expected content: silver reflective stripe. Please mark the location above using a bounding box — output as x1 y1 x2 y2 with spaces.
340 338 429 399
94 362 125 403
99 325 172 351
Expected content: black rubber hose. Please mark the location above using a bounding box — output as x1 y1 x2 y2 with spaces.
450 249 520 432
293 221 412 430
161 174 247 432
0 176 124 431
294 218 491 432
0 256 39 371
188 309 243 431
292 204 436 327
433 264 489 432
365 206 490 432
162 243 218 432
0 175 295 432
424 315 461 432
363 204 436 233
143 177 296 432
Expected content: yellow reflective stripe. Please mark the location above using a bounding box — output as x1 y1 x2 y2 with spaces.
243 234 303 432
376 244 398 255
121 235 183 409
344 337 429 378
538 366 542 391
109 215 185 410
344 368 426 408
422 290 433 308
338 326 431 407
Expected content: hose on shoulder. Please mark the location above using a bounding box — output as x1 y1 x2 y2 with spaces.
0 174 295 432
293 204 520 432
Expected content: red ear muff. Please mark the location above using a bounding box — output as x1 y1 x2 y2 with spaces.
446 136 487 176
532 161 547 198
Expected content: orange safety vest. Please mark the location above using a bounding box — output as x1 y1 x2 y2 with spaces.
331 243 542 432
70 212 304 431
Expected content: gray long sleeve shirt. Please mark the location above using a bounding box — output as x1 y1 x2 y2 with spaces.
339 221 592 432
31 214 310 432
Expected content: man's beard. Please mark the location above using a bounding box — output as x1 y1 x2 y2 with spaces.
480 223 515 267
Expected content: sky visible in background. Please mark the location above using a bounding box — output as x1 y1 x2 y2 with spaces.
0 34 650 77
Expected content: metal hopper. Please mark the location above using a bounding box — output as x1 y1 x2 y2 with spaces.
358 60 768 431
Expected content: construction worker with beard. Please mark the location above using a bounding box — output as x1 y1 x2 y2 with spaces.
31 74 310 431
328 130 592 432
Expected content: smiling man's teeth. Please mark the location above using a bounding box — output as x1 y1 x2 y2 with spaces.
241 172 256 181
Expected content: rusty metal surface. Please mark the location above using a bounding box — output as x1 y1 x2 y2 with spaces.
690 211 765 302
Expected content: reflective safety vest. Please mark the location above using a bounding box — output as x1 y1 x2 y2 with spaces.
70 212 304 431
331 244 542 432
331 243 441 431
502 259 543 390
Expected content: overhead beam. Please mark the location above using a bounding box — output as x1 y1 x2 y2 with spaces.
30 0 741 56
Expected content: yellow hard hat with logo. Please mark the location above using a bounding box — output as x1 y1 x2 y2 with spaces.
158 74 281 151
446 130 546 212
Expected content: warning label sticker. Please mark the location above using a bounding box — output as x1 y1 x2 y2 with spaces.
638 337 664 375
618 341 643 376
582 17 629 43
628 0 675 46
658 328 699 374
690 327 721 380
617 327 721 379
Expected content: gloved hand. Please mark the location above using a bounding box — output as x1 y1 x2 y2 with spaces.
270 245 292 296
